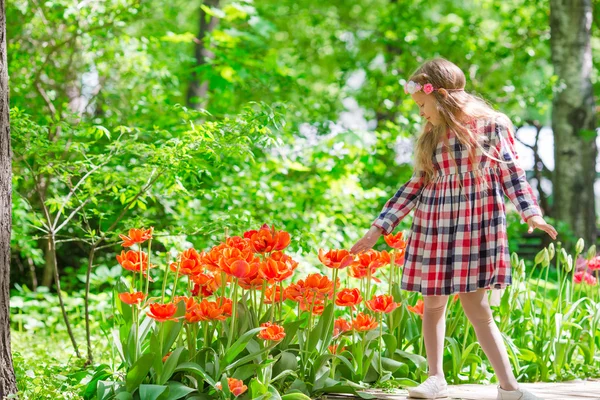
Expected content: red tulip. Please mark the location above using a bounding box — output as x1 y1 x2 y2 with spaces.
574 271 597 285
587 256 600 271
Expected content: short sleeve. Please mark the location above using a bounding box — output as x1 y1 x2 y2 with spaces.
372 170 425 235
493 116 543 223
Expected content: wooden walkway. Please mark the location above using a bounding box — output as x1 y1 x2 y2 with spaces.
323 379 600 399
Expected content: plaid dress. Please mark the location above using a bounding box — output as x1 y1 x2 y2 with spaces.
372 116 543 296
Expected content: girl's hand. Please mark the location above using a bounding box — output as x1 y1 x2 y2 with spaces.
350 226 383 254
527 215 558 240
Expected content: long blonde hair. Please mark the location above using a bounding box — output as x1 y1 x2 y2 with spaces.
410 58 511 194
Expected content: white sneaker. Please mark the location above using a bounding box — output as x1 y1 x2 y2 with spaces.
497 385 544 400
408 376 449 399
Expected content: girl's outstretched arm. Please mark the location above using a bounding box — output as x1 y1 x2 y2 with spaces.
370 171 425 235
494 117 556 239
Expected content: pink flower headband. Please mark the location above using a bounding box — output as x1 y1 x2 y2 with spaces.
404 80 465 95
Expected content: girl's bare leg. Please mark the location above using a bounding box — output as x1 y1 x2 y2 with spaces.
458 288 519 391
422 294 449 379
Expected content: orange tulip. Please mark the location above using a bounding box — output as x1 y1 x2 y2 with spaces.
191 272 222 297
238 275 265 290
302 273 336 299
116 250 149 273
215 297 233 318
333 317 351 336
225 236 253 252
187 298 231 322
407 299 425 317
119 227 153 247
318 249 355 269
383 231 407 249
202 243 227 271
353 312 378 331
258 321 286 341
366 294 399 313
218 248 259 279
335 288 363 309
264 285 282 304
259 252 297 282
353 249 387 270
452 294 460 302
299 293 325 315
173 296 197 312
118 291 145 305
215 378 248 397
379 250 405 266
170 248 204 276
244 224 291 253
147 303 178 322
283 283 304 302
162 351 172 363
328 344 347 354
348 263 381 282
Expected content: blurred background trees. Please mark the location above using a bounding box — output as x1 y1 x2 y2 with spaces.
3 0 599 369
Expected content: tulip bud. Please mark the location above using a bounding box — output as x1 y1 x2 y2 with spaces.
576 238 585 254
511 252 519 269
586 245 596 261
519 260 526 280
565 255 573 273
559 248 568 265
548 243 555 260
535 248 549 267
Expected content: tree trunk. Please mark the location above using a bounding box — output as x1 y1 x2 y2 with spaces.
0 0 18 395
186 0 220 110
550 0 598 246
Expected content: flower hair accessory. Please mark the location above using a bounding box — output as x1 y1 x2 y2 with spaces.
404 80 464 95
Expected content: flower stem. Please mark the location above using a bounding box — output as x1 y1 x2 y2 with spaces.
227 278 239 348
145 239 152 296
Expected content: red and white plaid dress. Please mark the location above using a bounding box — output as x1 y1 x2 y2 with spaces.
372 115 543 296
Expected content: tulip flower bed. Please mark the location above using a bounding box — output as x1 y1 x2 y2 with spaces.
86 226 600 400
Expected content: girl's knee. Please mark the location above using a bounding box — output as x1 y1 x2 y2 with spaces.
423 295 448 313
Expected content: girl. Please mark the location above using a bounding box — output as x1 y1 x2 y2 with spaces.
351 58 557 400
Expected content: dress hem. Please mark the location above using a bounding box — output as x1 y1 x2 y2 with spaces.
400 279 511 296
